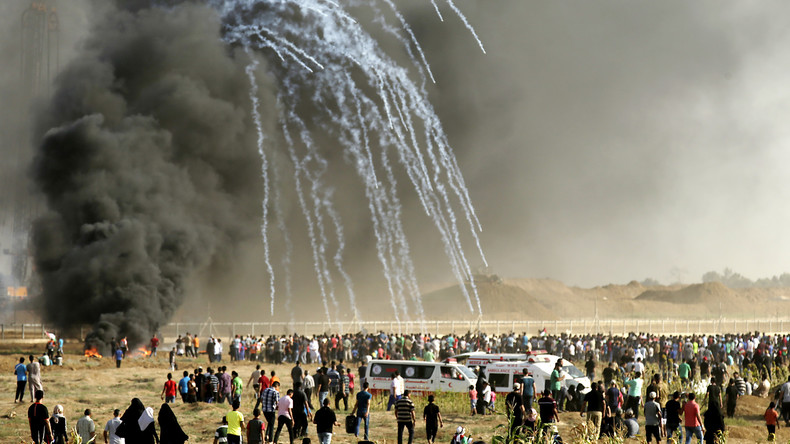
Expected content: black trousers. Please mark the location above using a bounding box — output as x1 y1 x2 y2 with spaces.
335 392 348 410
274 415 293 444
397 421 414 444
264 411 277 442
15 380 26 401
293 412 308 437
305 388 313 409
426 424 438 442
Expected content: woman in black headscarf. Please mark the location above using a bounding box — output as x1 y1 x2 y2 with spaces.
116 398 159 444
703 402 725 444
158 403 188 444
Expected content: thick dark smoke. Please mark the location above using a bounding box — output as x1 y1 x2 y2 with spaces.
32 2 262 350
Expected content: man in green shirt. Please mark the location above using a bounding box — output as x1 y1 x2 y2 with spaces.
624 372 643 419
678 360 691 386
549 362 564 402
231 371 244 404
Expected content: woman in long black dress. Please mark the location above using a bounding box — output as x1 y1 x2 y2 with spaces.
158 403 188 444
703 403 726 444
49 404 68 444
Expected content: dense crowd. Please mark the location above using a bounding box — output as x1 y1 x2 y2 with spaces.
17 328 790 443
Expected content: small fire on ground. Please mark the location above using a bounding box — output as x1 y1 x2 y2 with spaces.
83 347 102 359
134 347 152 358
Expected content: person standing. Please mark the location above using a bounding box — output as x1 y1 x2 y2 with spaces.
158 403 189 444
259 381 281 443
538 390 559 426
28 390 52 444
664 391 683 442
725 378 740 418
549 362 565 404
104 408 124 444
521 369 536 408
316 369 330 408
76 409 96 444
27 355 43 402
423 394 444 444
580 382 606 439
115 347 124 368
765 401 780 441
226 400 246 444
231 371 243 405
161 373 178 403
352 381 372 440
387 371 402 411
505 383 524 436
50 405 68 444
313 397 340 444
274 389 295 444
780 375 790 426
247 409 265 444
292 381 311 439
214 417 229 444
683 392 705 443
335 368 350 411
643 391 664 444
248 365 262 401
624 371 643 419
395 390 416 444
304 369 315 410
291 361 304 387
178 371 190 403
14 357 27 403
704 378 722 411
151 335 160 358
185 333 194 358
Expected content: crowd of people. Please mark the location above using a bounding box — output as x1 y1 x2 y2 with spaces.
17 328 790 443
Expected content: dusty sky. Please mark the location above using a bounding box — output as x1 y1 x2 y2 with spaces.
412 0 790 287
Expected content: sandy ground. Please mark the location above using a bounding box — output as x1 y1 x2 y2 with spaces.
0 347 784 443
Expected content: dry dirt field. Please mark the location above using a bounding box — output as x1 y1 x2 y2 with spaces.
0 345 784 443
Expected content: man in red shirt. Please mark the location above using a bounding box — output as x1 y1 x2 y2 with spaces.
683 392 705 442
151 335 160 357
161 373 178 403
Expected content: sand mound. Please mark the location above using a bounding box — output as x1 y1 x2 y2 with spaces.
421 280 558 320
635 281 736 304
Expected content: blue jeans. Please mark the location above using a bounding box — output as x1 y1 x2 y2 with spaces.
318 432 332 444
666 424 680 442
387 394 401 411
319 391 329 407
684 426 703 443
356 414 369 439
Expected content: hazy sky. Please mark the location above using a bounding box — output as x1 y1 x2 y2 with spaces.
414 0 790 287
4 0 790 296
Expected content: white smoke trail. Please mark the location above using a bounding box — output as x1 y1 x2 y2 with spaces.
244 53 277 316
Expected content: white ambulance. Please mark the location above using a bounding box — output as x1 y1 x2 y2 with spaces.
364 359 477 393
484 355 591 394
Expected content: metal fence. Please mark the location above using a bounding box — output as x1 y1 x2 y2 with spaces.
157 318 790 340
2 318 790 342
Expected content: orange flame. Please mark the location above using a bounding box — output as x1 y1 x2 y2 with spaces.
84 347 103 358
134 347 152 357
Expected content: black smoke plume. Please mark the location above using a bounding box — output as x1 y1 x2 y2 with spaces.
32 3 262 351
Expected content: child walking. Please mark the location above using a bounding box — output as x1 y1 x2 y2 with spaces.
468 386 477 416
765 401 780 442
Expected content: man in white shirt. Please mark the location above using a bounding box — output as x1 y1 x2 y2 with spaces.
104 409 124 444
76 409 96 444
